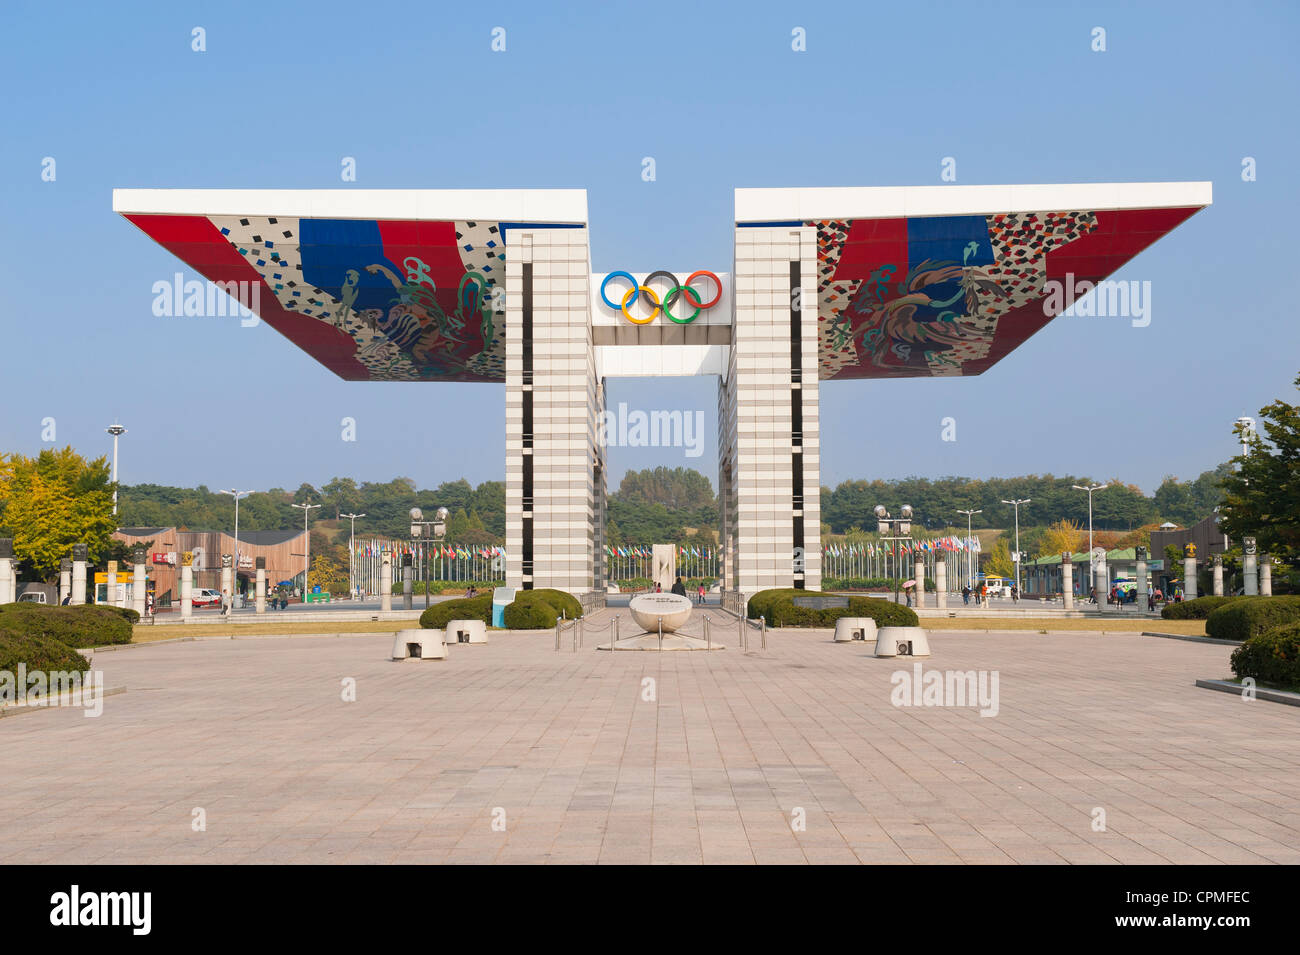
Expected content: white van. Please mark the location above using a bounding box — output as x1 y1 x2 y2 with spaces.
17 591 48 604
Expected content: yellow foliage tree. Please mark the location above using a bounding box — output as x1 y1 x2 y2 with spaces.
1038 519 1083 558
0 448 116 579
309 554 349 594
984 538 1015 578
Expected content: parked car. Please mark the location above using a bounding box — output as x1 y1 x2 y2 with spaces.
191 588 222 608
17 591 48 604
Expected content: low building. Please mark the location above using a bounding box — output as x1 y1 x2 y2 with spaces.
114 527 307 603
1020 547 1170 597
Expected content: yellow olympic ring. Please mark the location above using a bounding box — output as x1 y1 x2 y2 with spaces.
621 285 661 325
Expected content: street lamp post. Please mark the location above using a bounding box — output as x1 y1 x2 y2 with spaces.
106 423 127 516
874 504 914 607
1072 483 1109 578
957 508 982 589
1001 498 1031 594
290 501 321 600
219 489 252 606
409 507 448 610
340 512 366 599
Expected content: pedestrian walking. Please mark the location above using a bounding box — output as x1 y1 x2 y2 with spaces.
962 585 971 606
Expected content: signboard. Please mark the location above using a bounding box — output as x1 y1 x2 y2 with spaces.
793 595 849 609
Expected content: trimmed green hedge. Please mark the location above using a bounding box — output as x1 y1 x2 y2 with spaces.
746 589 919 628
0 604 133 648
1161 595 1241 620
418 595 493 629
823 577 936 592
529 589 582 620
1206 596 1300 642
504 592 561 630
1231 622 1300 688
0 628 91 677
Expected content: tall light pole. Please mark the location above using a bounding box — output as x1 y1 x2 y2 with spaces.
1072 484 1109 572
957 508 982 589
341 512 365 598
219 489 252 598
291 501 321 598
874 504 914 606
106 423 127 516
1235 416 1256 459
1001 498 1031 593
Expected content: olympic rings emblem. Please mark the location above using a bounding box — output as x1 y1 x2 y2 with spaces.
599 270 721 325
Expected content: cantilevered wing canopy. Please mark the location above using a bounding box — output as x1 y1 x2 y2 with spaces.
735 182 1212 380
114 189 588 381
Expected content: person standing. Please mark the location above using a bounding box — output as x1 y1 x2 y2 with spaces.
962 585 971 606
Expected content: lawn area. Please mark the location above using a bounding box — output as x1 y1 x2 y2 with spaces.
130 620 404 643
923 616 1207 635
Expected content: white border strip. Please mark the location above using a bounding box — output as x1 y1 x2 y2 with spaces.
735 181 1212 222
113 188 588 223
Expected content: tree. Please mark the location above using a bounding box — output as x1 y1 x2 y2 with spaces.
1038 519 1083 558
0 447 116 579
985 539 1015 579
1218 373 1300 566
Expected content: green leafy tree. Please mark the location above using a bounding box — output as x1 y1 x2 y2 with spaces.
1218 373 1300 566
0 447 116 579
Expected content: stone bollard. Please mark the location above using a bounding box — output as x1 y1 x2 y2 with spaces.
935 555 947 610
402 554 413 611
59 558 72 606
1212 555 1224 597
1062 553 1074 610
1243 537 1258 596
180 552 193 618
71 543 88 605
255 557 267 614
380 555 392 612
0 538 13 604
132 548 147 617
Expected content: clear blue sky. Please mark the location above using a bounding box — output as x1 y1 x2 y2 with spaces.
1 0 1295 498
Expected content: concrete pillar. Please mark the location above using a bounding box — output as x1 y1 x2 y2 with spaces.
1135 546 1149 609
0 538 13 604
1183 553 1198 601
1261 556 1272 596
914 558 925 608
71 543 88 605
255 557 266 614
402 554 413 610
106 561 117 609
1094 558 1108 613
935 555 947 610
180 556 193 618
220 554 233 612
1062 553 1074 610
132 550 146 617
1212 555 1224 597
380 555 392 612
1243 554 1258 596
59 558 71 605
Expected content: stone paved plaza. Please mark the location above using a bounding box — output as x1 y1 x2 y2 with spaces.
2 608 1297 865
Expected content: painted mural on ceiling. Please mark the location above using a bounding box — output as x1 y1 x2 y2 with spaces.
124 213 579 381
810 205 1204 380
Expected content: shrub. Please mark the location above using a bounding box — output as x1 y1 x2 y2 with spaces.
98 605 141 624
0 628 91 677
503 593 561 630
530 588 582 620
1162 595 1241 620
0 604 132 648
1230 622 1300 688
1206 596 1300 642
745 589 919 628
419 594 493 629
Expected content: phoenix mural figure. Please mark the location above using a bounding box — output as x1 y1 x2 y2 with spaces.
850 240 1002 373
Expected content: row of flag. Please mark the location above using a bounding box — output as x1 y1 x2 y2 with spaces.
604 544 716 559
823 536 982 557
354 542 506 560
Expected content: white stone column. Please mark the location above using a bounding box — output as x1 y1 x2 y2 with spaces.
106 562 117 609
1261 557 1272 596
914 558 925 608
59 558 71 605
71 544 88 605
402 554 413 610
1183 553 1198 600
1243 555 1258 595
1212 555 1224 596
255 557 266 614
1136 546 1149 608
132 554 146 616
1094 559 1108 613
220 555 233 611
1062 554 1074 610
380 555 392 612
0 538 13 605
935 555 947 610
180 559 193 618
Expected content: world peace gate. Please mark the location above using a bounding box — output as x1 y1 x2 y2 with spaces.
114 182 1211 597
